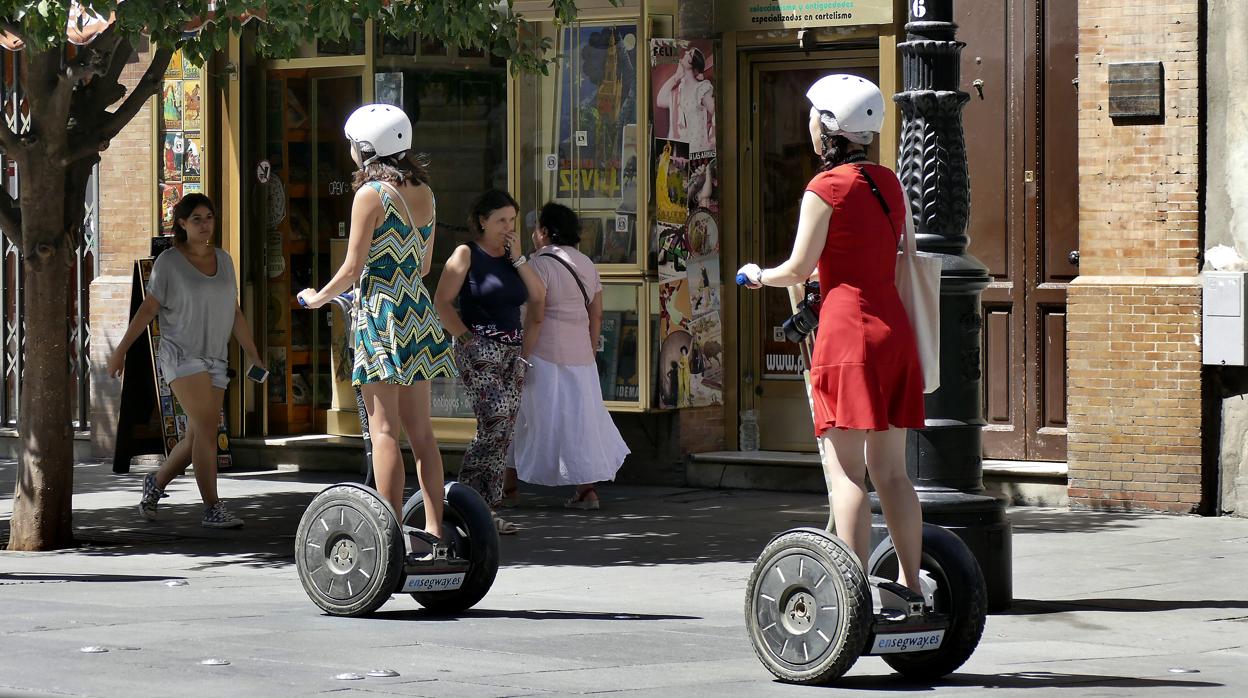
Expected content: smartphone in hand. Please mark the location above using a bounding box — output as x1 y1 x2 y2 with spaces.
246 365 270 383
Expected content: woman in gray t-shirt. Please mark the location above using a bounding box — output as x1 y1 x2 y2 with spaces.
106 193 264 529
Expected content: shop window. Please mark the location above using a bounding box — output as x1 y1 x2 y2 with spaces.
374 35 508 419
517 22 642 268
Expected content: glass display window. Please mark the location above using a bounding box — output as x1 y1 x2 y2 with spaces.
598 281 648 410
517 21 644 270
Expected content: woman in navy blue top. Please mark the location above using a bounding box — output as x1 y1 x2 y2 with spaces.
434 189 545 534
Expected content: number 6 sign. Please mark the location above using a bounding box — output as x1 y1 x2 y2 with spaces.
912 0 927 18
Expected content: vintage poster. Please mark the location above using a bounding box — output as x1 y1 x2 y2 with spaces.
687 208 720 258
651 38 716 158
687 156 719 216
182 58 201 80
164 50 183 79
618 123 639 214
161 80 183 130
688 311 725 406
159 183 182 232
655 221 689 281
600 215 634 264
687 256 722 319
654 137 690 225
182 133 202 184
162 132 184 182
658 277 692 345
182 81 203 131
556 24 638 208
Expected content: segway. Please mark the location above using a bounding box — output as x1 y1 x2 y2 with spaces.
736 275 986 683
293 293 499 617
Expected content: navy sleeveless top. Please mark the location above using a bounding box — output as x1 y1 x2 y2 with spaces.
458 242 528 345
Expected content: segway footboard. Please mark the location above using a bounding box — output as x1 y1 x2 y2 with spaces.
867 523 987 678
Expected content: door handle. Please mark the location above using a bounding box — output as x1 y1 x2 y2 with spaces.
972 79 984 99
1068 250 1080 265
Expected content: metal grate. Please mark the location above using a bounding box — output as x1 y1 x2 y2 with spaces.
0 51 98 429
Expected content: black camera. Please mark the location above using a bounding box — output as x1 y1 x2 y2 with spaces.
782 281 821 344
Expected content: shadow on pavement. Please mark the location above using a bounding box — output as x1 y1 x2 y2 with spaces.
370 608 700 622
827 671 1223 691
0 572 186 584
1002 598 1248 615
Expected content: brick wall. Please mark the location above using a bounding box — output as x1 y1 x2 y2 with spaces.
679 404 726 455
1069 0 1204 512
89 53 156 457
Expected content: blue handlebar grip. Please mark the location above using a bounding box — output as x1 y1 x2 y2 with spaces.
297 295 308 308
736 272 749 286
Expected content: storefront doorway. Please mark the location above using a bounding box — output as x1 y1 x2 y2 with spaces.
740 50 879 452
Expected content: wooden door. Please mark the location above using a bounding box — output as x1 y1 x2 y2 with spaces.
960 0 1076 461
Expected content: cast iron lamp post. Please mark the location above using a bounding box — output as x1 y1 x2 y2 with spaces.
874 0 1013 611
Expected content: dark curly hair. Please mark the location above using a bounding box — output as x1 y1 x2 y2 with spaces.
538 202 582 246
351 151 431 191
171 193 215 244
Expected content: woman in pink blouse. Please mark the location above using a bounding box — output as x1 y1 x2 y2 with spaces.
509 203 630 509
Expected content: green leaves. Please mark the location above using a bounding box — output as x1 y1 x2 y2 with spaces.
0 1 617 74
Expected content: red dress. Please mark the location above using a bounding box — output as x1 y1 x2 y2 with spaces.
804 163 926 434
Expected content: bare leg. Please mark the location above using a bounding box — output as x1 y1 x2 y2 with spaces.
155 429 193 489
575 483 598 501
361 382 405 518
866 428 923 594
397 381 444 540
818 429 871 569
168 373 225 505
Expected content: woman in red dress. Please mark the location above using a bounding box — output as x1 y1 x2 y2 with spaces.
737 75 925 594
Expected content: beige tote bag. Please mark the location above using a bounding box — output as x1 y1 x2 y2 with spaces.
895 202 942 393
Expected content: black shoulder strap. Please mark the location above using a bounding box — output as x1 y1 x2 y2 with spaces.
537 252 590 307
854 165 900 237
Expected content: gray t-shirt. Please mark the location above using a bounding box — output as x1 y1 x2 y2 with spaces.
147 247 237 363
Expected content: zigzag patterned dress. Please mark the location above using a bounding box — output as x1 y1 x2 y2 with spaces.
352 182 457 385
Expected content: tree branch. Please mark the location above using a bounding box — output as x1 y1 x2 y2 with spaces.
0 21 31 49
63 46 172 165
63 26 125 84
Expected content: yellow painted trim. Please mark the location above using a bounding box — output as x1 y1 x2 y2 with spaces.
263 56 368 70
432 417 476 444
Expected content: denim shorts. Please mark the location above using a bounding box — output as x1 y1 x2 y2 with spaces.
159 351 230 390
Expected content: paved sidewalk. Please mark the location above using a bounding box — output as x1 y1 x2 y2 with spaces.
1 460 1246 697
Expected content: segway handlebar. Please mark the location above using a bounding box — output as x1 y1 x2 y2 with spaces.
298 292 355 312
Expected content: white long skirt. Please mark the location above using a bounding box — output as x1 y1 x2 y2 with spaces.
511 355 630 486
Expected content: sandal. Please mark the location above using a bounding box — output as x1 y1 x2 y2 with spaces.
493 514 519 535
564 488 600 511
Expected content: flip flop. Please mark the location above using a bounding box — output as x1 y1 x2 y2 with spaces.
493 514 519 535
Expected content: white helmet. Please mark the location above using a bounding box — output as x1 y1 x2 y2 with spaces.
343 104 412 164
806 74 885 145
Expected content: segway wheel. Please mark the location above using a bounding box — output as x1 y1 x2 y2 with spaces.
295 484 404 617
744 528 872 684
402 482 500 614
868 523 987 679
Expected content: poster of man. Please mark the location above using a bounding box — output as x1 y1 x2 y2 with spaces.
652 39 716 158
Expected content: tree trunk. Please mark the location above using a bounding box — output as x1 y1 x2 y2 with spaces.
7 159 76 551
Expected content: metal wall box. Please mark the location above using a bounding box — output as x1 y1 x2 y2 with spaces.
1108 61 1163 119
1203 271 1248 366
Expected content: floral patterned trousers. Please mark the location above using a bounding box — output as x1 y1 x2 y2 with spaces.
455 335 526 508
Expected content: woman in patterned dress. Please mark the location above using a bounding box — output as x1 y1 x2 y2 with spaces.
434 189 546 534
298 105 457 551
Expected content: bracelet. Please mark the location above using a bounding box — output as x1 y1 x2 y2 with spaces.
512 254 527 268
